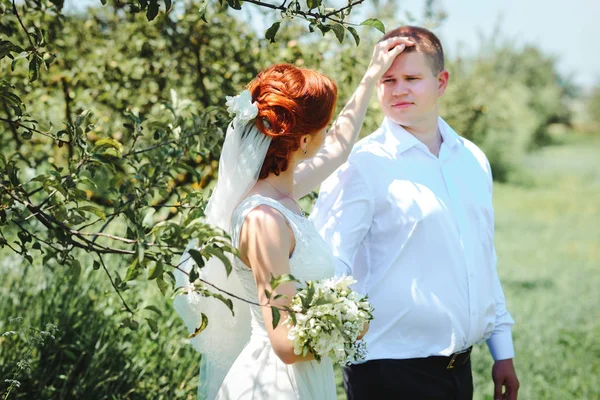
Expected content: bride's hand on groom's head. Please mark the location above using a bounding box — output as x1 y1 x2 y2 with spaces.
367 36 415 80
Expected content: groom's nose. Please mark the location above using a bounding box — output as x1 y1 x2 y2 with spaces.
392 81 409 97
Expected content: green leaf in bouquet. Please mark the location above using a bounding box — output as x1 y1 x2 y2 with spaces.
301 281 316 309
325 315 351 341
283 306 297 326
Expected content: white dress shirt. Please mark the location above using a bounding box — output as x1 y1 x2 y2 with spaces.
310 117 515 362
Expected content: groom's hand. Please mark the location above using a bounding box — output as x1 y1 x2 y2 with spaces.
492 358 519 400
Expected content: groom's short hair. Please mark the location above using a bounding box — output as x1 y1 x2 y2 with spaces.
380 26 444 74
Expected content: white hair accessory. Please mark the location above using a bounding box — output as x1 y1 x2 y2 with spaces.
225 89 259 124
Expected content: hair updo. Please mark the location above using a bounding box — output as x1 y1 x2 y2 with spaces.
247 64 338 179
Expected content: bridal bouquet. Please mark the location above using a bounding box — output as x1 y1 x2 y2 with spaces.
284 275 374 366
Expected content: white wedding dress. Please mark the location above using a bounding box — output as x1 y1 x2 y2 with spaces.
215 194 337 400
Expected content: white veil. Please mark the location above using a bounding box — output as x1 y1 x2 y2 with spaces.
173 92 271 400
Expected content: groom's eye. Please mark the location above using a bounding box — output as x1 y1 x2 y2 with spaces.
382 78 395 83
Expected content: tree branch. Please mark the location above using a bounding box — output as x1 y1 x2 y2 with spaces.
98 254 134 314
12 0 36 50
241 0 359 25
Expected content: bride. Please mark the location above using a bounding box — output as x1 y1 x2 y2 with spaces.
174 36 413 400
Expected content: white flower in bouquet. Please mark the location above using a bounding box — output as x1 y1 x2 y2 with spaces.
284 275 374 366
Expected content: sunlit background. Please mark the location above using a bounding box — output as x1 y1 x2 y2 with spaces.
2 1 599 399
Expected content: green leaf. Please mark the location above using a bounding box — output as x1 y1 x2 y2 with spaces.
189 264 199 282
122 318 139 331
144 305 162 316
283 306 297 326
79 205 106 220
137 243 145 264
146 318 158 333
11 51 29 71
271 306 281 330
331 24 345 43
70 259 82 282
189 313 208 338
188 248 206 268
198 0 208 22
163 0 172 11
94 137 124 154
148 260 163 280
146 0 160 21
156 277 169 296
203 245 232 276
317 23 331 36
226 0 242 10
306 0 322 9
360 18 385 34
125 258 141 282
265 22 281 43
264 289 271 299
302 282 315 309
270 273 298 291
348 26 360 46
203 291 234 316
29 56 40 82
93 260 101 270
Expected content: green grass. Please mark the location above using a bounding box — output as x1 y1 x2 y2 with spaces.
475 134 600 400
334 134 600 400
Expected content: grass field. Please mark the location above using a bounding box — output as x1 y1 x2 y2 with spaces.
1 134 599 399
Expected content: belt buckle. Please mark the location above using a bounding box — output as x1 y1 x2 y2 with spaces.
446 353 458 369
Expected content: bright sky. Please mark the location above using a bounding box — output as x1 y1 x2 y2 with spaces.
64 0 599 88
410 0 600 88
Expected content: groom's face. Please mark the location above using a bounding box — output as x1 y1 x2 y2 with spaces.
377 51 448 128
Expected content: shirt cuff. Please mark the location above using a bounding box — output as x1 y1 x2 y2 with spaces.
486 330 515 361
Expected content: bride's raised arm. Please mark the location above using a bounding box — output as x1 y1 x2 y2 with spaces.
293 36 414 198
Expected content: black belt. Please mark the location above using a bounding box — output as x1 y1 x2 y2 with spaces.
436 346 472 369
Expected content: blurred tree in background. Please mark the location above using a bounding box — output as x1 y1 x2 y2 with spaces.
0 0 585 398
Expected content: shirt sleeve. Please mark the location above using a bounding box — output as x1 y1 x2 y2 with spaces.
310 161 374 279
484 160 516 361
486 244 516 360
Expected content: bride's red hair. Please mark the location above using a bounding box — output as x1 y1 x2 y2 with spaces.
247 64 337 179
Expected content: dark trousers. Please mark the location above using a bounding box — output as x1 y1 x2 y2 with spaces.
343 355 473 400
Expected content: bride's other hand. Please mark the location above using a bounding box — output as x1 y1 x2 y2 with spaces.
365 36 415 80
357 321 370 341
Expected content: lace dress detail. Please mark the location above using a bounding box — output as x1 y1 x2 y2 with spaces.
215 194 337 400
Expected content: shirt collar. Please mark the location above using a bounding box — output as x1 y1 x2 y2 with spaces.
438 117 463 149
382 116 463 155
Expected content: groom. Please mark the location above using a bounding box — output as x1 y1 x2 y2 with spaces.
311 26 519 400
